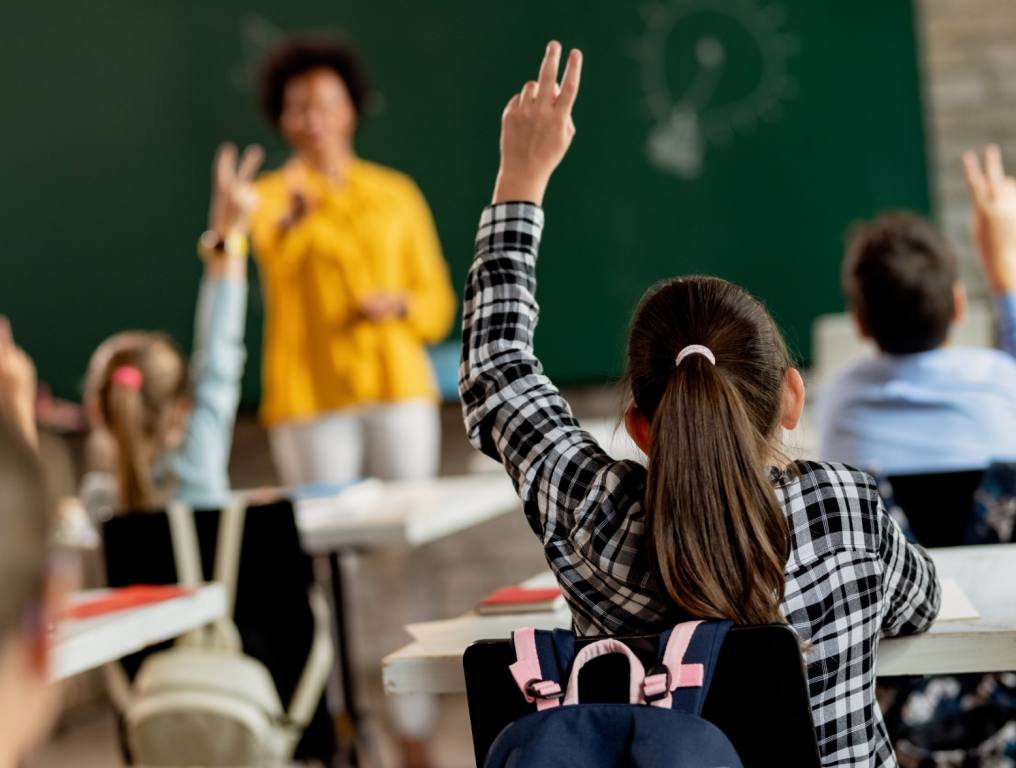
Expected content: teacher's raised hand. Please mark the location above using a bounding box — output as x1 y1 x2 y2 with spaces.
493 41 583 206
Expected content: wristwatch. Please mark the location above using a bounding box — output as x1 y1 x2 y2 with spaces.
197 229 249 261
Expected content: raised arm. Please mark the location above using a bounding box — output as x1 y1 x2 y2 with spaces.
962 145 1016 356
173 143 261 505
461 43 628 541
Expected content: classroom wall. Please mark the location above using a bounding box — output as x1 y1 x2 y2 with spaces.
918 0 1016 294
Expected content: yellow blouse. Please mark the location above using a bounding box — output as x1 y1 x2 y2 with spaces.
250 159 456 426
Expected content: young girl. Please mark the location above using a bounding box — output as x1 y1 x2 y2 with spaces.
81 143 262 515
459 42 941 766
0 322 65 767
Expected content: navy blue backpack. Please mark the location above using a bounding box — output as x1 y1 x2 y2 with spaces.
484 620 742 768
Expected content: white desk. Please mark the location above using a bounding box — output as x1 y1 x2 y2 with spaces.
877 544 1016 675
381 545 1016 696
52 583 226 681
294 471 522 554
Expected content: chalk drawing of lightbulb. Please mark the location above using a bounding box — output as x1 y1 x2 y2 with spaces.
637 0 798 179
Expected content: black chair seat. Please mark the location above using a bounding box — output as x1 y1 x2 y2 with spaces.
885 469 985 548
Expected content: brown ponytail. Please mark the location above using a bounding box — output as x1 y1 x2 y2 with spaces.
91 333 187 510
625 277 792 625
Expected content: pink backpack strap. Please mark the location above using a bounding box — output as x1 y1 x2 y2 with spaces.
643 620 706 709
509 627 563 711
562 638 648 706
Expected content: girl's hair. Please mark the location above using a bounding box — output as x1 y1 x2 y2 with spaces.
0 415 51 641
624 276 793 625
87 332 187 509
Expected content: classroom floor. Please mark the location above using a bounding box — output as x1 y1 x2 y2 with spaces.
29 681 477 768
28 385 622 768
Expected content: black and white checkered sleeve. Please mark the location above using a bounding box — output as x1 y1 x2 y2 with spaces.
459 203 615 541
878 499 941 636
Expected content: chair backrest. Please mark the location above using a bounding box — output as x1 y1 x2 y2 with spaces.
101 499 333 761
885 470 985 547
463 624 820 768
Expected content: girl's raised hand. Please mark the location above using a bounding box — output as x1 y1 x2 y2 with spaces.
493 41 583 206
209 142 264 238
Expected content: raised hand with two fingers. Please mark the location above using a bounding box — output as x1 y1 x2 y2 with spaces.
208 142 264 239
493 41 583 205
962 144 1016 294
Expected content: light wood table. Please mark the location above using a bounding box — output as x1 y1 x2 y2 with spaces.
52 583 226 681
382 545 1016 695
293 472 522 554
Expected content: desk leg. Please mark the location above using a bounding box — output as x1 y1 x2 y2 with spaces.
328 551 360 767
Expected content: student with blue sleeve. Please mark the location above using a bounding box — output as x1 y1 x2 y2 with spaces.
817 145 1016 475
81 143 262 515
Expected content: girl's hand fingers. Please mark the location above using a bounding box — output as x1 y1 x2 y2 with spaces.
986 144 1005 191
520 80 539 104
502 92 521 118
963 150 990 207
556 49 583 112
537 41 561 103
237 144 265 183
214 143 238 187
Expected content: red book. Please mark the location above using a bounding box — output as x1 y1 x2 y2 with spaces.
62 585 195 620
477 586 564 615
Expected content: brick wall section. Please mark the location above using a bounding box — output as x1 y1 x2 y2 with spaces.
917 0 1016 293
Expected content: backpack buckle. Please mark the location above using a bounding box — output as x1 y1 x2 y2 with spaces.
642 664 672 703
524 678 564 701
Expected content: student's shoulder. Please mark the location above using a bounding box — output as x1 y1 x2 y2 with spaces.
815 359 888 416
783 459 880 505
949 346 1016 376
777 459 883 561
820 357 889 395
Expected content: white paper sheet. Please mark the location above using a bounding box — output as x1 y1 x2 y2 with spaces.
937 577 980 622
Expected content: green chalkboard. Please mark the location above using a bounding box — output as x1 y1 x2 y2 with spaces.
1 1 929 402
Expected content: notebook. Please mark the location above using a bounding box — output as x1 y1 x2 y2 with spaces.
936 577 979 622
476 586 565 615
62 585 194 621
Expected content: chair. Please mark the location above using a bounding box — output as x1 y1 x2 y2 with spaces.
463 624 820 768
883 470 986 548
101 499 336 764
879 465 1016 762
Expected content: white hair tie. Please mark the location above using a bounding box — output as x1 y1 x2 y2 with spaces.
675 344 715 367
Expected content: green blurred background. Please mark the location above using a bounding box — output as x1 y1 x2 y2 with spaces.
0 0 930 403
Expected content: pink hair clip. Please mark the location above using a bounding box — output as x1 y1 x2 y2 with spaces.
675 344 716 367
111 365 144 390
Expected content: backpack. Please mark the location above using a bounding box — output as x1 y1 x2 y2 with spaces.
109 500 330 767
483 620 742 768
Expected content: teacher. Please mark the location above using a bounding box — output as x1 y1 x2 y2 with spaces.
249 37 456 487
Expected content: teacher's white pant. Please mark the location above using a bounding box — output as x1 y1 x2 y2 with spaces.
268 400 440 485
269 400 440 741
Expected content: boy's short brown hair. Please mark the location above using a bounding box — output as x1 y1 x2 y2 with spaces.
843 212 958 355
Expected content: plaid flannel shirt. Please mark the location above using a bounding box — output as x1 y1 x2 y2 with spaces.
460 202 941 767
